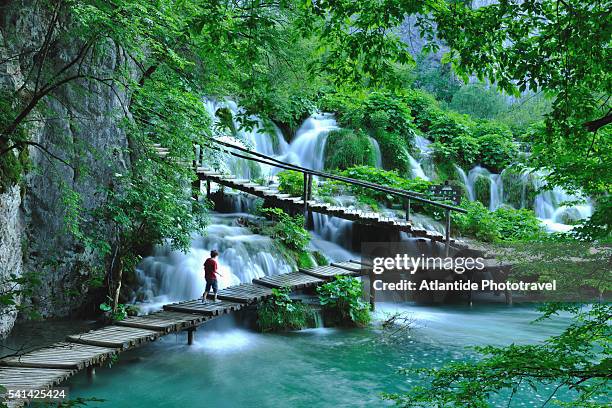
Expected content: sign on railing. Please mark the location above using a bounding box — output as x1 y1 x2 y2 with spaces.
428 181 462 206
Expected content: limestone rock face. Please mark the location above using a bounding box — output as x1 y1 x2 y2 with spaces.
0 1 134 322
0 186 23 337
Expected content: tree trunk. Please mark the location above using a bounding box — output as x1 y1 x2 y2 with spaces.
112 258 123 313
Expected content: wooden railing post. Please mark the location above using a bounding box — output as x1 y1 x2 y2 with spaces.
193 144 201 169
406 198 411 221
303 173 309 227
444 209 451 256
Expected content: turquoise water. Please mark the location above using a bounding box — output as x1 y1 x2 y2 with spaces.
67 303 573 407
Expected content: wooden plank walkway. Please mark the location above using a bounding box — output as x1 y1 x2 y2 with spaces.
217 283 273 303
1 343 116 370
0 262 372 407
299 264 359 279
66 326 160 350
0 367 75 407
163 299 243 316
198 168 470 247
253 272 324 289
115 311 208 333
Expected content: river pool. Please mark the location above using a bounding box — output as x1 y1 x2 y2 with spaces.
66 303 572 407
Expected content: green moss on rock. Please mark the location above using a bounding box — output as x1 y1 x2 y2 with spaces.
324 129 376 170
474 175 491 207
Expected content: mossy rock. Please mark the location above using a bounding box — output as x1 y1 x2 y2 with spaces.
296 251 316 268
0 146 28 194
474 175 491 207
313 251 329 266
501 168 537 209
324 129 377 170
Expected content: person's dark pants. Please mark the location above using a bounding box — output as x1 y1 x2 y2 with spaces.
205 279 218 294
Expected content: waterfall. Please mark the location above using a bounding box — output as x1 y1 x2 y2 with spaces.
369 137 383 168
311 213 354 250
531 175 593 232
282 113 338 170
132 214 296 313
411 135 435 180
489 174 504 211
407 151 429 180
455 164 593 232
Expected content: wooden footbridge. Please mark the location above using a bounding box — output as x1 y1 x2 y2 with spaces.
0 261 367 407
187 139 469 250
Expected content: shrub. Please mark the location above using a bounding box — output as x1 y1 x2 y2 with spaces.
429 112 480 167
358 92 415 142
449 83 507 119
372 130 410 173
313 251 329 266
474 175 491 207
297 250 316 268
277 170 308 197
258 207 310 251
402 89 443 133
324 129 377 170
451 200 544 242
337 166 433 207
317 276 371 327
501 168 538 210
257 287 314 332
476 133 519 172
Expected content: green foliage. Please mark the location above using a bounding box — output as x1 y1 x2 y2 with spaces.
429 112 480 167
473 175 490 208
500 168 538 210
258 207 310 252
300 1 420 87
257 287 314 332
449 83 507 119
472 121 519 172
430 0 611 215
372 130 410 174
411 55 462 103
0 271 42 320
0 150 23 194
320 91 416 173
317 276 370 327
312 251 329 266
452 201 544 243
402 89 443 133
99 296 129 321
277 170 306 197
336 166 433 209
296 251 316 269
385 303 611 407
324 129 377 170
356 93 416 142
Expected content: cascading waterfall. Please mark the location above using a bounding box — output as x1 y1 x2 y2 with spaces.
135 100 594 311
531 175 593 232
407 151 429 180
454 163 593 231
410 135 434 180
282 113 338 171
132 213 296 313
369 137 383 168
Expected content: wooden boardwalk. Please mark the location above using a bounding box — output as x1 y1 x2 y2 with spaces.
0 262 368 407
196 168 465 245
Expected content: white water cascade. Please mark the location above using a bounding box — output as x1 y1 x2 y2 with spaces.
132 213 296 313
455 164 593 232
408 135 434 180
281 113 338 171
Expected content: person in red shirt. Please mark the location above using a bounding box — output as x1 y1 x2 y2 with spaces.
202 250 222 303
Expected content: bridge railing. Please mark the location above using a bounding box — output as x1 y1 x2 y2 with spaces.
196 138 467 252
